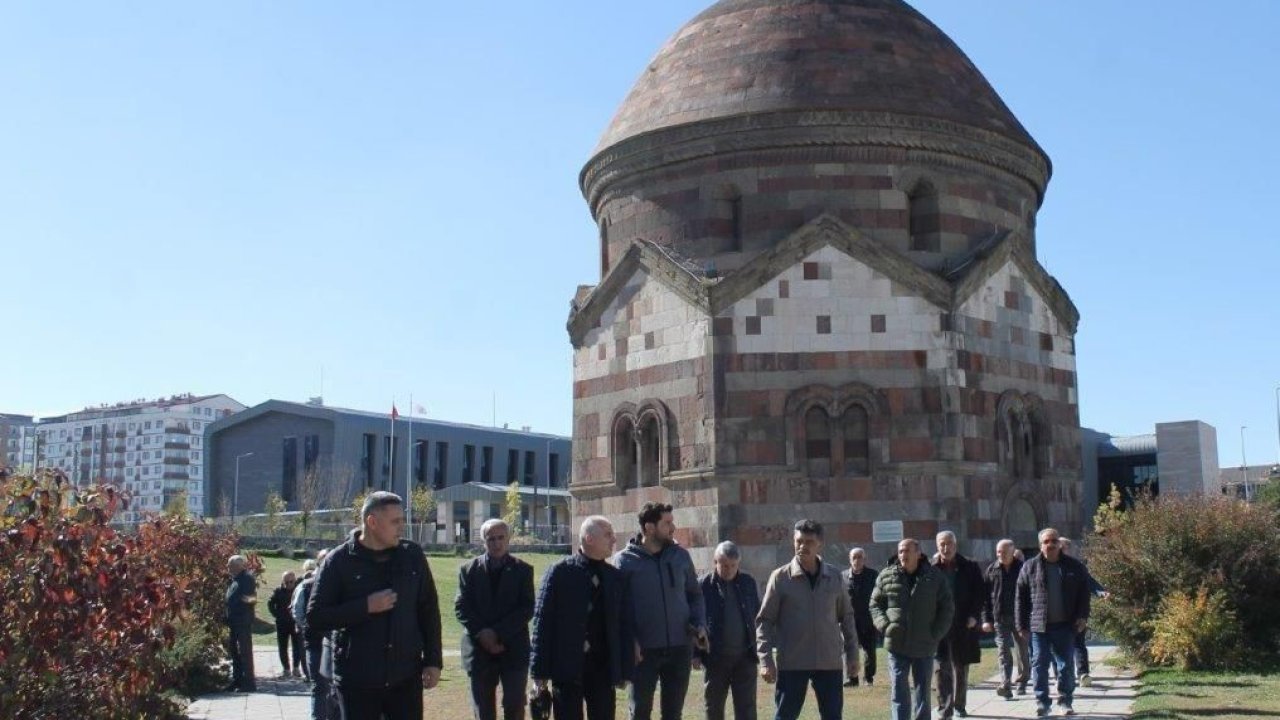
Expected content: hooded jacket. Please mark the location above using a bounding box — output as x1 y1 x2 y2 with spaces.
611 537 706 650
306 531 443 690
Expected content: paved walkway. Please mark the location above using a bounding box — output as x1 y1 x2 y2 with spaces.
186 645 1138 719
965 646 1138 718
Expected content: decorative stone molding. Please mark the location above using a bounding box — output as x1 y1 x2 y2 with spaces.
581 110 1052 214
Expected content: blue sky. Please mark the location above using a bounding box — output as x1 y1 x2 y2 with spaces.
1 2 1277 465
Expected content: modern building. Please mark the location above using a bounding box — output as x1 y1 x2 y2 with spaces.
1 413 34 470
567 0 1082 579
1081 420 1222 521
206 400 572 542
27 394 245 521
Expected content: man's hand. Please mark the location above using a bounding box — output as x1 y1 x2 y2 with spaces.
533 677 549 693
1018 629 1030 641
367 589 397 614
1074 618 1088 633
846 660 860 681
760 664 777 684
981 622 993 633
966 616 977 629
477 628 504 654
243 594 257 605
692 656 703 671
635 641 644 665
422 666 440 690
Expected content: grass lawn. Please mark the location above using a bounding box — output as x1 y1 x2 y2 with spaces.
1132 666 1280 719
246 549 1000 719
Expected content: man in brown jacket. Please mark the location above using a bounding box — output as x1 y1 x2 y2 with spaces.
756 519 859 720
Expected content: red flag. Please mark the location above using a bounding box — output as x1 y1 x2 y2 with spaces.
391 404 399 420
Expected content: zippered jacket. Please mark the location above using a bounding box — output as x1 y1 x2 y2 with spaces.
869 562 953 659
611 538 706 650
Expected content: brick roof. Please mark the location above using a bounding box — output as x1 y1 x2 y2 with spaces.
596 0 1041 155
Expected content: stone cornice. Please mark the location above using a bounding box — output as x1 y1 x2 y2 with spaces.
950 231 1081 334
580 110 1052 216
711 214 953 314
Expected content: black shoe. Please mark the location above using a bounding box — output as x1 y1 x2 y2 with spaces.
864 677 874 686
844 677 859 687
957 709 967 718
221 682 238 693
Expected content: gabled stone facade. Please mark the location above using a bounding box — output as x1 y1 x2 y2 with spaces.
567 0 1083 577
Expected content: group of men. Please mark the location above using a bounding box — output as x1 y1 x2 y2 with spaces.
224 491 1099 720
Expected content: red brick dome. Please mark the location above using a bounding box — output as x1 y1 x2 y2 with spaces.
595 0 1043 158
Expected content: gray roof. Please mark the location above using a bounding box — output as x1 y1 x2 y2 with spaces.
1096 434 1157 457
434 482 572 503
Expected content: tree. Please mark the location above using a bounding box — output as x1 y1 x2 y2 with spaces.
263 491 287 536
410 485 436 544
163 489 188 519
297 470 323 539
503 482 521 533
1256 474 1280 509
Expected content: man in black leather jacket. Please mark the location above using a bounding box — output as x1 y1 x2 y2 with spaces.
307 492 443 720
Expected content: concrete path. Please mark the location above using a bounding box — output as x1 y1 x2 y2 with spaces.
964 646 1138 719
186 645 1138 719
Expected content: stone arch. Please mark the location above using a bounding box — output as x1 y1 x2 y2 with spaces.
997 390 1049 480
904 177 941 253
1001 481 1047 554
635 399 676 485
834 382 889 476
784 385 839 470
609 404 639 490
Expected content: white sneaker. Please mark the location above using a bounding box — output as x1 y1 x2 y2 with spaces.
1079 673 1092 687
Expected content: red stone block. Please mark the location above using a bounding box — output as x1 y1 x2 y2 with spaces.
891 437 936 462
903 520 938 541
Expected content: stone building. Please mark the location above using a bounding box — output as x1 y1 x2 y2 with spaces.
567 0 1082 576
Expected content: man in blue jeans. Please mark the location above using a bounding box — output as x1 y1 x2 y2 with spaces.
870 539 953 720
1016 528 1092 717
756 520 860 720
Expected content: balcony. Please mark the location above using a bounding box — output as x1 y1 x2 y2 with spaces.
163 472 190 480
164 441 191 450
163 457 190 466
165 425 192 435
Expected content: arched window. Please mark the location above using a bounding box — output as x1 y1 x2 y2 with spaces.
599 216 611 276
711 184 744 253
842 405 870 476
637 414 661 487
908 180 940 253
804 406 832 478
612 418 637 489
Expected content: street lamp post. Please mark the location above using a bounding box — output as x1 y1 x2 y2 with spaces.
233 452 254 527
1240 427 1249 502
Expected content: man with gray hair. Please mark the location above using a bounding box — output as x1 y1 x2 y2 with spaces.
698 541 760 720
224 554 258 693
931 530 984 719
842 547 879 687
981 539 1029 699
456 518 535 720
531 516 634 720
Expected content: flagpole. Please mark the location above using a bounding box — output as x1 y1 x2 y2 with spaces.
406 394 414 538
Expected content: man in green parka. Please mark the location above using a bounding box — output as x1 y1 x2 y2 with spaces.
870 538 954 720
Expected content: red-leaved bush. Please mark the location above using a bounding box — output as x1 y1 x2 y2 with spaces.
0 469 245 719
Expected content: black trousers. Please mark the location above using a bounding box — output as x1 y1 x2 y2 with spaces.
339 677 423 720
852 622 877 682
227 623 256 691
704 651 757 720
470 657 529 720
552 661 615 720
277 624 304 674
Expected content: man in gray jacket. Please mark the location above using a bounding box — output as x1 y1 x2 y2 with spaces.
756 519 859 720
612 501 707 720
870 539 954 720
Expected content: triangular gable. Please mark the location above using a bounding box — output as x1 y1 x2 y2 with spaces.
566 241 711 348
950 231 1080 333
709 213 953 315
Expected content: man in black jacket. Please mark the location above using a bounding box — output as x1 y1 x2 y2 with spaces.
455 518 536 720
1016 528 1091 717
531 515 633 720
224 554 258 693
932 531 984 720
841 547 879 687
698 541 759 720
306 491 443 720
980 539 1028 699
268 570 305 679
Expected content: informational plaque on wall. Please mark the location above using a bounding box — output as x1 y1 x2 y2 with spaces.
872 520 904 543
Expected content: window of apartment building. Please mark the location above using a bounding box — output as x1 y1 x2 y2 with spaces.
282 437 298 503
549 453 561 488
127 453 135 462
507 449 519 484
462 445 475 483
361 433 376 488
145 422 152 430
523 451 536 486
191 451 200 461
434 442 448 490
481 446 493 484
190 466 200 477
489 503 500 519
193 421 201 431
193 437 201 447
303 435 319 478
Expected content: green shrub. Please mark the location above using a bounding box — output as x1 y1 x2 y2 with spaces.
1089 493 1280 668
